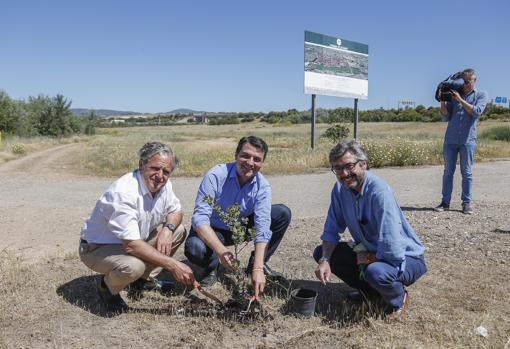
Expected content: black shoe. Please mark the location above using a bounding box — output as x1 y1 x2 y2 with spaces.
434 201 450 212
127 278 175 299
347 290 362 302
200 268 218 287
97 276 129 313
462 202 473 215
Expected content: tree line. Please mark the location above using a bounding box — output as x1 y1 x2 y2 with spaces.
1 90 509 137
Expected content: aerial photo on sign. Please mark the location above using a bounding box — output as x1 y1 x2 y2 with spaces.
304 30 368 99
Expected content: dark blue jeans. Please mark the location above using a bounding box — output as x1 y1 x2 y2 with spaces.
185 204 291 273
313 242 427 309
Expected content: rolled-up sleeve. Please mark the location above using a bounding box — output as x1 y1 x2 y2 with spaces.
253 183 272 243
471 91 489 119
191 172 216 229
321 184 346 243
102 192 141 241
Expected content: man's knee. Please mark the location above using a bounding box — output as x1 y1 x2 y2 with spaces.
364 262 397 287
271 204 292 227
184 235 209 264
312 245 322 263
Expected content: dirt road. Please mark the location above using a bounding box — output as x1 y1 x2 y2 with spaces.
0 143 509 261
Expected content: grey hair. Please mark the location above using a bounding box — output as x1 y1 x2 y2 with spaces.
461 68 476 80
138 141 179 170
329 139 368 165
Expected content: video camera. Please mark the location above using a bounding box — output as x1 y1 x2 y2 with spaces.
435 72 464 102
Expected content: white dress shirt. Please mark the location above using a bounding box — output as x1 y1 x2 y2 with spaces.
80 170 181 244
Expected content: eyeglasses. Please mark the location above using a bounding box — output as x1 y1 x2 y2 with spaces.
331 160 361 175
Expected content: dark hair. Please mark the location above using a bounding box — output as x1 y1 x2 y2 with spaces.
138 141 179 170
235 136 268 160
329 139 369 167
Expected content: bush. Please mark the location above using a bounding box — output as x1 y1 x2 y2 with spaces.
322 124 350 143
480 126 510 142
11 143 26 155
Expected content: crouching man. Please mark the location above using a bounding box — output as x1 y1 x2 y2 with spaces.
79 141 198 313
184 136 291 297
314 140 427 321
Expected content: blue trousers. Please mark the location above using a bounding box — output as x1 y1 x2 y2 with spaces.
185 204 291 273
313 242 427 309
441 143 476 204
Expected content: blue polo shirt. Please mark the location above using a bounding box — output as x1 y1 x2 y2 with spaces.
443 89 488 145
192 162 272 243
321 171 424 270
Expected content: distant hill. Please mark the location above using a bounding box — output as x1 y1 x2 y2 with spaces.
71 108 140 117
72 108 206 117
165 108 205 114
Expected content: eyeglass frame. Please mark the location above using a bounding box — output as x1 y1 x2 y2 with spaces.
331 160 362 175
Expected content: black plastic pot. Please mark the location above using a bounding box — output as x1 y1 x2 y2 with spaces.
289 288 317 318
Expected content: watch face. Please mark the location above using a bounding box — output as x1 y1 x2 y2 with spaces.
165 223 176 232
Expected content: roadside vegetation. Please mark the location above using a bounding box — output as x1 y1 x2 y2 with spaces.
2 89 510 174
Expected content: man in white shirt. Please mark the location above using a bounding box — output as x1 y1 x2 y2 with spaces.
79 142 198 313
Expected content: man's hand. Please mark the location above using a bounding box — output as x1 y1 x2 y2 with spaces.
156 228 173 256
251 269 266 297
451 90 462 102
169 260 199 287
315 261 331 285
219 250 236 272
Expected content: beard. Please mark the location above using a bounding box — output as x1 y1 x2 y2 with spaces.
340 172 365 191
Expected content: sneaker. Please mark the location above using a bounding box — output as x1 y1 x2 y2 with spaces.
200 268 218 287
462 202 473 215
434 201 450 212
385 290 409 322
97 276 129 313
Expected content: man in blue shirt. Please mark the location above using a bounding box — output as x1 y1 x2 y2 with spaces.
435 68 488 214
185 136 291 296
314 140 427 321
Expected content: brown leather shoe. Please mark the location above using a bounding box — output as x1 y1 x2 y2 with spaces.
385 290 409 322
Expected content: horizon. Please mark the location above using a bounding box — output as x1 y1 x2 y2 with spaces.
2 0 509 113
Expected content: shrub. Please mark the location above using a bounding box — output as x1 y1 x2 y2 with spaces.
11 143 26 155
322 124 350 143
480 126 510 142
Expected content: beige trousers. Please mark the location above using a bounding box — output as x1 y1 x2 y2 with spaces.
79 225 186 294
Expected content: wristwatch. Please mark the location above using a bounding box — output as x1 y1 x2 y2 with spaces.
318 256 330 264
163 223 176 233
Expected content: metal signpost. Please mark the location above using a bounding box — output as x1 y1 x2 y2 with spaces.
304 31 369 147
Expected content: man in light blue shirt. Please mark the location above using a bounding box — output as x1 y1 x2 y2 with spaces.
185 136 291 296
435 68 488 214
314 140 427 321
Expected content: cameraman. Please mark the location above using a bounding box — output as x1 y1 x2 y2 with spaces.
434 68 488 214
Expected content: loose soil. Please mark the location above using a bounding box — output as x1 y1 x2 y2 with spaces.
0 144 509 348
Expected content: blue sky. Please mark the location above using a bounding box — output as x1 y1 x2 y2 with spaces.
1 0 509 113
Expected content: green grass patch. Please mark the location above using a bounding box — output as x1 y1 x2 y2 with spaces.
480 126 510 142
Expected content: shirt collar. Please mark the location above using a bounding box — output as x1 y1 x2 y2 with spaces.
227 162 258 185
135 169 152 198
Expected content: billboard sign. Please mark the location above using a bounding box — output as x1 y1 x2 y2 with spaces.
495 96 508 107
304 31 368 99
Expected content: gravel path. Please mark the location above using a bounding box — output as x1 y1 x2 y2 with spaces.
1 144 509 261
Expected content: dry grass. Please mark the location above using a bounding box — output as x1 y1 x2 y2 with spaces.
3 121 510 177
1 203 509 348
67 121 510 177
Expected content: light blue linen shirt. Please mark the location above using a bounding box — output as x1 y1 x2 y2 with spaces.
443 89 488 145
192 163 272 243
321 171 424 270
